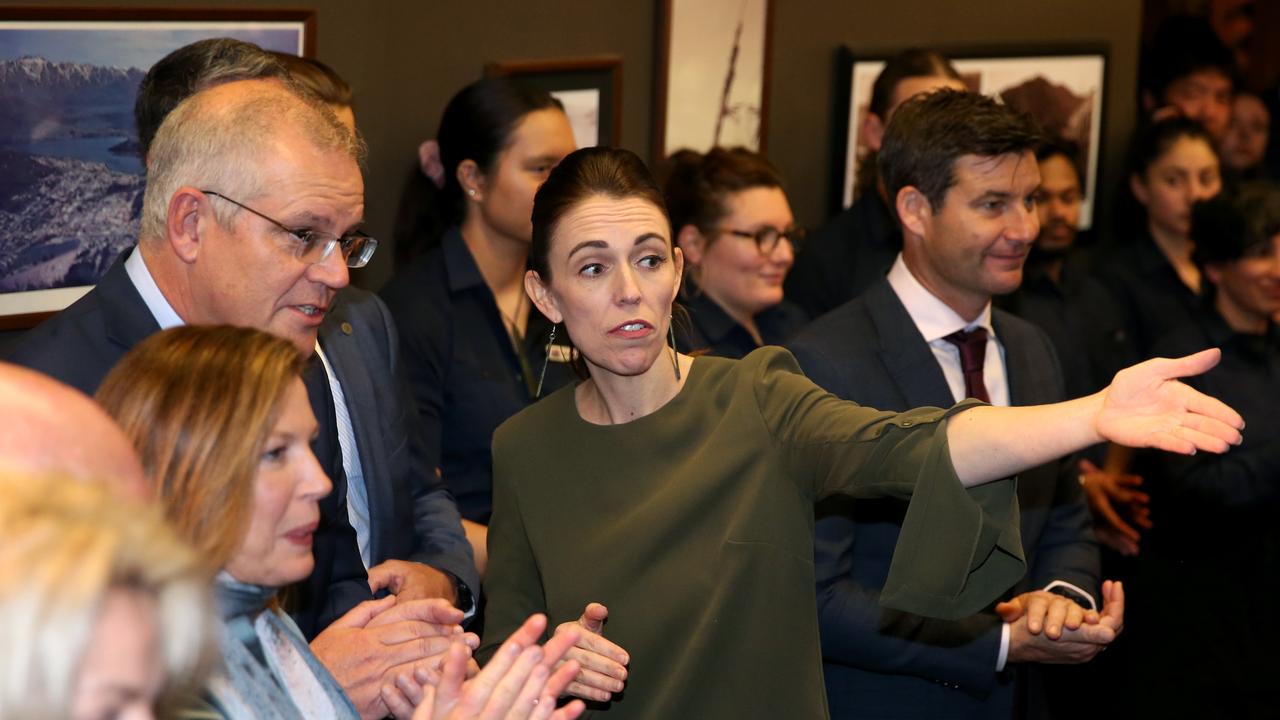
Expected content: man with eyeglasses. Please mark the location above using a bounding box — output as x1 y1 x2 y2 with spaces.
788 90 1113 720
7 76 480 719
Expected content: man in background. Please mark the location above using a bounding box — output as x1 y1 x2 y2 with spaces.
785 48 965 318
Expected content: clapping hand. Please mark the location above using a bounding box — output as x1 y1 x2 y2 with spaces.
405 614 586 720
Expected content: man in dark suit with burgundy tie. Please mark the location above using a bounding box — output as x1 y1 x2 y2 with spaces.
5 46 477 719
789 89 1118 719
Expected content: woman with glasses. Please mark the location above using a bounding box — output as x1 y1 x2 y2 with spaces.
662 147 809 358
380 79 579 579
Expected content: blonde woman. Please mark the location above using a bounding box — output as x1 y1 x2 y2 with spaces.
0 474 215 719
98 325 585 720
98 326 366 718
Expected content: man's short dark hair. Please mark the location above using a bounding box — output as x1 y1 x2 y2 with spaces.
1036 138 1086 191
1141 16 1236 103
1191 182 1280 269
270 52 353 108
879 89 1043 212
868 48 961 119
134 38 286 160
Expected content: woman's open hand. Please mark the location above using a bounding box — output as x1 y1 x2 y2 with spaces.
1095 349 1244 454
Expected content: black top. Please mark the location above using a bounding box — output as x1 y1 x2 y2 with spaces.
1096 234 1207 358
676 286 809 359
380 228 572 523
1149 311 1280 520
998 246 1137 400
1128 310 1280 718
784 192 901 319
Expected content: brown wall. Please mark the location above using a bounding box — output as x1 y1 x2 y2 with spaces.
1 0 1143 293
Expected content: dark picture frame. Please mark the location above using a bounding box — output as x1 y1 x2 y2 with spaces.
485 56 622 149
834 44 1108 229
0 6 315 330
653 0 773 164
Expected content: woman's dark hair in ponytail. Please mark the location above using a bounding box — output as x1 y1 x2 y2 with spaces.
393 77 562 264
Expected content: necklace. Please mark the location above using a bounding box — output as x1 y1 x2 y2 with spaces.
493 287 540 398
495 287 528 339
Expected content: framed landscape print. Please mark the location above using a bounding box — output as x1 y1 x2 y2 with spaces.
0 7 314 329
836 45 1107 229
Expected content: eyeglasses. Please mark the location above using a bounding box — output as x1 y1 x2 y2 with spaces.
201 190 378 268
717 225 806 256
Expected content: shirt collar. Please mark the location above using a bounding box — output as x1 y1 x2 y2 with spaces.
441 227 487 293
124 245 185 330
684 286 739 344
886 253 994 343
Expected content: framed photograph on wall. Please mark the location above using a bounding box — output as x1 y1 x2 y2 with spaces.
485 55 622 149
654 0 773 163
835 45 1107 229
0 7 314 330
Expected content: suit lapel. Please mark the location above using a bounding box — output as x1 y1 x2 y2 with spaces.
993 311 1034 406
864 280 955 409
99 251 163 352
318 299 390 563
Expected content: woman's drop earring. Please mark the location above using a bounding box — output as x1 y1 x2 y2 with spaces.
669 316 681 381
536 324 556 398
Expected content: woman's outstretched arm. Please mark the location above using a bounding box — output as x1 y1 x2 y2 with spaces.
947 349 1245 487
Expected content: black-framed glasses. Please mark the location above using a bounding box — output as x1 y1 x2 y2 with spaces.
717 225 806 256
202 190 378 268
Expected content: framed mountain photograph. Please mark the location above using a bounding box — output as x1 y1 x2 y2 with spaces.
0 7 313 329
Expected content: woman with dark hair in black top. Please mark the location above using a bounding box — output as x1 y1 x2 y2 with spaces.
380 78 577 574
1100 117 1223 358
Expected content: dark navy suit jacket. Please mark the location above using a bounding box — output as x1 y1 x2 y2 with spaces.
788 278 1099 720
6 251 478 637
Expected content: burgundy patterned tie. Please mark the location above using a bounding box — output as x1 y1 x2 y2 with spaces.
943 327 990 403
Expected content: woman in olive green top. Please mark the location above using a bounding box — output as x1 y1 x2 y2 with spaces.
479 148 1244 719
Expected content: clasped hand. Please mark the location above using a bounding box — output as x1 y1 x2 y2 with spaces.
998 580 1125 665
1079 459 1151 556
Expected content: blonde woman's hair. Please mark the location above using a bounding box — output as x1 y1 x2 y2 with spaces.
0 474 215 718
95 325 308 571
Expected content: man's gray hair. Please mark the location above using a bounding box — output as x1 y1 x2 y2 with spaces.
139 81 365 242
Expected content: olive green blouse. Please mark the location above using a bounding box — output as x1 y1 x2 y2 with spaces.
481 347 1024 719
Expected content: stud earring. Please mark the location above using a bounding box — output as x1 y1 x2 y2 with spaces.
536 324 556 398
467 189 476 197
669 316 681 380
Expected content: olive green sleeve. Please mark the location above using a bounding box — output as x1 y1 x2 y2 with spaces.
477 425 549 664
749 347 1026 620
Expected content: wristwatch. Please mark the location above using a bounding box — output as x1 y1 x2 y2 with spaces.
443 569 474 614
1046 584 1091 609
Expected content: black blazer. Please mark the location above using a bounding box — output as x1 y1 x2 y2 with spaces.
6 251 478 636
788 278 1099 720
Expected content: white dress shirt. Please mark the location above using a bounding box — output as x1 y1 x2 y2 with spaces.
886 255 1010 407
